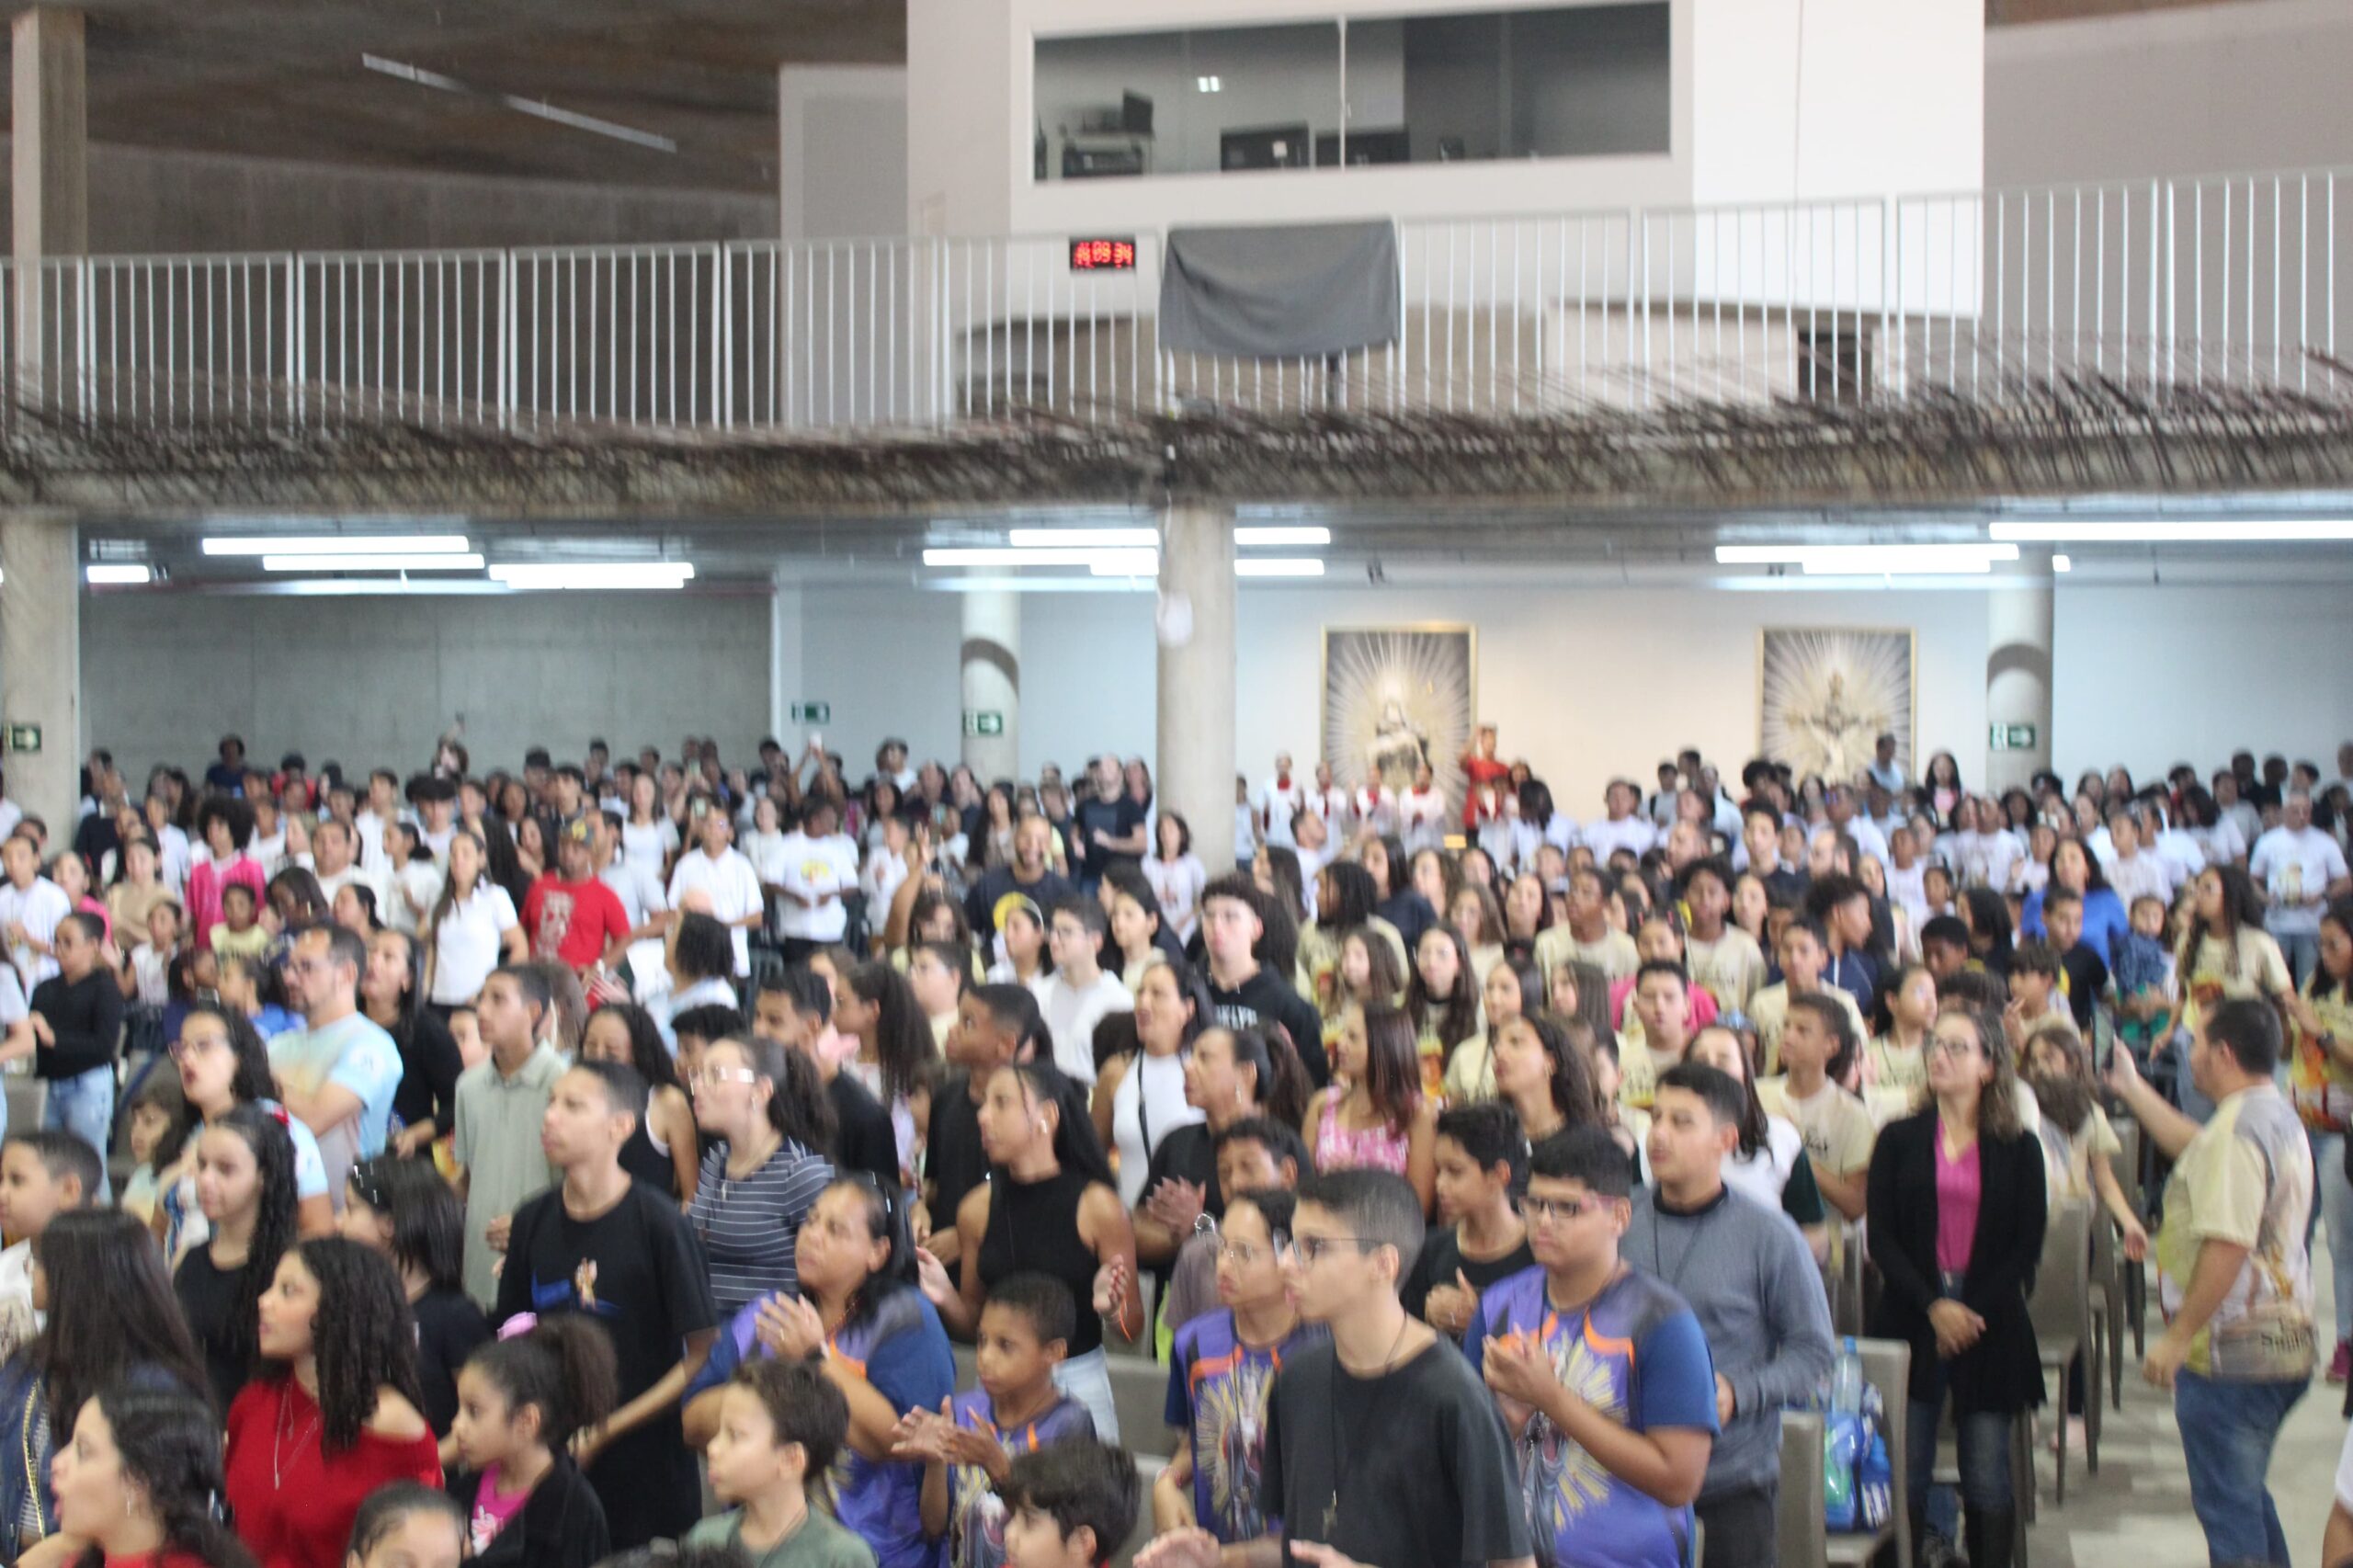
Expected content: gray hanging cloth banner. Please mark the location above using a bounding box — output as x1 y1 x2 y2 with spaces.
1159 219 1400 359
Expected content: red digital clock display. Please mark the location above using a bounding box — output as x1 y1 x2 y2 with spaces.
1069 237 1138 271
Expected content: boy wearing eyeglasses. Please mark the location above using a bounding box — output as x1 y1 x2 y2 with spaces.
1136 1169 1531 1568
1467 1127 1719 1568
1151 1187 1325 1541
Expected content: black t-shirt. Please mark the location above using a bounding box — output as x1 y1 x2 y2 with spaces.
495 1177 720 1550
1261 1336 1531 1568
1209 969 1329 1087
2059 947 2109 1034
174 1245 254 1412
1399 1224 1537 1335
1142 1121 1222 1221
414 1284 492 1437
827 1068 903 1190
964 866 1078 938
392 1008 466 1136
1074 796 1147 881
926 1074 992 1244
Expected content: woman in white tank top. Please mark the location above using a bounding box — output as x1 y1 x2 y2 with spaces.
1093 959 1207 1210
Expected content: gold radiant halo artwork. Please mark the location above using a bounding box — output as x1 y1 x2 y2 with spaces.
1322 626 1475 812
1757 628 1915 782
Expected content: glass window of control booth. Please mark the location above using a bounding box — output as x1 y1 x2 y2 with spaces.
1031 5 1669 183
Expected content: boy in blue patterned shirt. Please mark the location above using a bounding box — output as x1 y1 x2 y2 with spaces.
894 1273 1096 1568
1469 1126 1720 1568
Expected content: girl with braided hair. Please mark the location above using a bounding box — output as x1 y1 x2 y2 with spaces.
223 1239 439 1568
49 1382 256 1568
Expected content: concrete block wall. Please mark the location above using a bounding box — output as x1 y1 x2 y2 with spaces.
80 590 773 783
1 140 778 255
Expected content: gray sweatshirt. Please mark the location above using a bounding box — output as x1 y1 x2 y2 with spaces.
1625 1183 1836 1500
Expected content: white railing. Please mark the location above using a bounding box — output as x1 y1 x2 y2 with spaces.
7 165 2347 437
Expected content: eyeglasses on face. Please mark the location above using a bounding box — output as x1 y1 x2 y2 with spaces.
1289 1233 1377 1264
1522 1193 1607 1225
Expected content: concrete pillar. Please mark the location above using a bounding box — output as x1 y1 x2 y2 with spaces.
0 510 81 831
1156 503 1236 870
961 585 1019 780
767 574 804 746
12 7 87 400
1984 561 2055 794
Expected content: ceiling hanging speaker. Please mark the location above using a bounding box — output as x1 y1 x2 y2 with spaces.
1155 589 1194 648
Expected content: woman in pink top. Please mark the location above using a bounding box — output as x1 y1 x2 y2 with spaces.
1302 1002 1436 1214
1866 1004 2047 1568
188 798 268 951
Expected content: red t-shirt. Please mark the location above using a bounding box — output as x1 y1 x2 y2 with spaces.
225 1378 442 1568
1461 756 1512 827
521 874 631 970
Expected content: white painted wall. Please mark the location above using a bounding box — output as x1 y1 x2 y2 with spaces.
1693 0 1981 205
779 68 910 242
81 592 772 783
906 0 1017 237
2051 580 2353 788
1984 0 2353 187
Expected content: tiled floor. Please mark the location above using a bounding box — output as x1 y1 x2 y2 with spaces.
2014 1267 2343 1568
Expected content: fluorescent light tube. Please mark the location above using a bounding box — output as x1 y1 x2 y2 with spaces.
1235 526 1332 547
262 553 484 573
925 548 1146 568
1235 558 1326 577
2052 554 2072 573
1006 528 1158 549
1716 543 2017 568
487 562 695 590
205 534 471 556
1988 520 2353 543
85 564 152 585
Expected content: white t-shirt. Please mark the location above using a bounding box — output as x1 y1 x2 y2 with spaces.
429 883 518 1006
743 829 792 888
599 858 666 931
668 847 766 974
2106 851 2175 914
2192 818 2248 869
0 1239 35 1336
317 862 388 912
1029 969 1134 1085
388 860 445 937
1143 853 1208 943
1398 787 1449 853
622 818 679 878
0 878 72 990
353 809 392 875
862 844 910 917
1308 787 1350 834
1350 787 1396 839
131 943 172 1006
776 830 861 943
1257 777 1307 849
1836 815 1889 869
2250 825 2349 936
1641 1117 1807 1213
1951 829 2024 892
1582 815 1657 864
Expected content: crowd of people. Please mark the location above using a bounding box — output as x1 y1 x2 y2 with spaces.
0 720 2343 1568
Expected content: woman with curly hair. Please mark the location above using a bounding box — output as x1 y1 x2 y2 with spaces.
174 1105 301 1411
0 1211 212 1551
577 1004 699 1202
224 1239 439 1568
49 1382 258 1568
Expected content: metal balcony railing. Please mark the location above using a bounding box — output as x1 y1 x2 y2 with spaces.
6 165 2347 437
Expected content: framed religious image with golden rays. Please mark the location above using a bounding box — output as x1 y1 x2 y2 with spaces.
1322 625 1475 811
1757 627 1915 783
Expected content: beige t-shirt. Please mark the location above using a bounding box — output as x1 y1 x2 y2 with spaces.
1758 1074 1879 1177
2038 1102 2124 1201
1534 925 1641 984
1748 983 1870 1074
1686 928 1769 1013
1864 1036 1928 1125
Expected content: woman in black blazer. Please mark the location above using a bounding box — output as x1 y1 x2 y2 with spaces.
1867 1003 2047 1568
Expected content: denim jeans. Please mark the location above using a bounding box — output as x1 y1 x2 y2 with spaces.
1904 1344 2014 1536
2174 1371 2306 1567
2278 931 2322 992
41 1064 114 1200
1051 1346 1119 1444
2310 1129 2353 1345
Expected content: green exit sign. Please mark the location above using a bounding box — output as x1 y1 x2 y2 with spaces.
2 723 39 755
790 701 830 724
963 710 1005 737
1989 723 2038 751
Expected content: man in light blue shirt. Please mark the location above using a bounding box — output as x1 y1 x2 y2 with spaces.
271 924 403 1208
